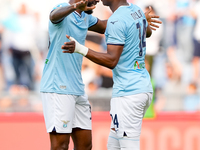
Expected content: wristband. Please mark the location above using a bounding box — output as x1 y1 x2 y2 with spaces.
69 36 89 56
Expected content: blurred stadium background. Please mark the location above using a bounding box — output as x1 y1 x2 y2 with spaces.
0 0 200 149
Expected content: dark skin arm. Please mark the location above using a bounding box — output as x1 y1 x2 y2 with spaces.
50 0 95 23
146 24 152 38
88 20 107 34
62 35 123 69
50 5 76 23
85 44 123 69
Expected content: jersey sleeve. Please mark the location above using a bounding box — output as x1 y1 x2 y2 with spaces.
52 3 69 11
88 15 98 28
106 18 126 45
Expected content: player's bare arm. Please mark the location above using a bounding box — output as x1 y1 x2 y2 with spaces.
50 0 95 23
146 24 152 38
62 35 122 69
88 20 107 34
144 6 162 31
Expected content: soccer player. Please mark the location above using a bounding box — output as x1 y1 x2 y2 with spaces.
40 0 106 150
61 0 161 150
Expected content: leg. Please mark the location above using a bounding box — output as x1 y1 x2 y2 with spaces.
107 129 120 150
109 93 152 150
119 136 140 150
50 131 71 150
71 95 92 150
71 128 92 150
41 93 77 150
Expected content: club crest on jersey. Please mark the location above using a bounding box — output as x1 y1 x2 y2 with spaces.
61 120 70 128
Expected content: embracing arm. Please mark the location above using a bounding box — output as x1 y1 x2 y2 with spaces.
50 0 95 23
144 6 162 32
85 44 123 69
88 20 107 34
62 35 123 69
146 24 152 38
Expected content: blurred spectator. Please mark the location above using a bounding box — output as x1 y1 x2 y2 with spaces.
183 82 200 112
174 0 196 63
145 5 164 76
192 0 200 85
3 3 37 90
155 53 186 111
0 26 4 91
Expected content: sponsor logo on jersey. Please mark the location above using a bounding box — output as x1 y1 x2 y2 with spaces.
134 61 145 69
61 120 70 128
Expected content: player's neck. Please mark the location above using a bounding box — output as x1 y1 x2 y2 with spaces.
110 1 129 12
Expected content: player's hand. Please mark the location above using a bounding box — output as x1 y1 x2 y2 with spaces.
62 35 88 56
73 0 95 12
145 6 162 30
62 35 76 54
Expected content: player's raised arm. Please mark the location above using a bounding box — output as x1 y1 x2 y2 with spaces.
144 6 162 31
50 0 95 24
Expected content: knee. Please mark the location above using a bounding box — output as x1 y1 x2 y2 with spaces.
74 141 92 150
51 142 69 150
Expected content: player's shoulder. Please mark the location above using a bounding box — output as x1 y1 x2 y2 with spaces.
53 2 69 10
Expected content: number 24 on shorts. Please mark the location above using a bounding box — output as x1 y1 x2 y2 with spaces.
110 114 119 129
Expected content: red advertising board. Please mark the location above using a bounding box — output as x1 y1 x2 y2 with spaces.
0 112 200 150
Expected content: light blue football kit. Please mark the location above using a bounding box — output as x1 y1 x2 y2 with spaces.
105 3 153 98
106 3 153 150
40 3 97 133
40 3 98 95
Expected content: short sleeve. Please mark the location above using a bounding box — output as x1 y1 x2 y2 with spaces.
88 15 98 28
52 3 69 11
106 18 126 45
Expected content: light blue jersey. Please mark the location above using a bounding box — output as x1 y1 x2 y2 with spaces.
105 3 153 98
40 3 98 95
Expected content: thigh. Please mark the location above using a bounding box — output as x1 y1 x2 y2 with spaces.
41 93 77 133
107 129 120 150
73 94 92 130
110 93 152 138
119 137 140 150
71 128 92 150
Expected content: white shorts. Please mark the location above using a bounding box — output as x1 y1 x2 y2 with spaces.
110 93 152 138
41 93 92 133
